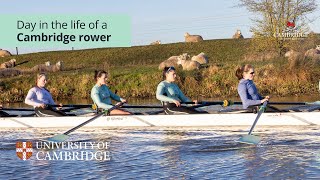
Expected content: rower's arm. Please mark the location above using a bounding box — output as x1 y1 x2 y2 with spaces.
109 89 122 102
48 94 56 106
176 86 191 103
25 88 43 107
91 87 113 110
156 84 176 102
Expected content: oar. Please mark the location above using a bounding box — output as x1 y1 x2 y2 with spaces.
269 101 320 105
183 100 239 107
122 105 163 108
1 107 85 113
48 104 93 108
122 102 229 109
1 108 34 111
46 102 123 142
122 101 230 109
228 101 320 106
238 101 268 145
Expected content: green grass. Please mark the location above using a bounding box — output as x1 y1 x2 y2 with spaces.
1 38 319 103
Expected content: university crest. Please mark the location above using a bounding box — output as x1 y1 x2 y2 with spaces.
16 142 33 160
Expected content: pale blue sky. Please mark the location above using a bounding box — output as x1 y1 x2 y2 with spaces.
1 0 319 54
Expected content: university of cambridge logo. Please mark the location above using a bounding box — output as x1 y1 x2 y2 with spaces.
286 21 295 29
16 142 33 160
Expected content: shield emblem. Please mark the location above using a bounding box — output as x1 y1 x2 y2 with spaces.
16 142 33 160
286 21 295 28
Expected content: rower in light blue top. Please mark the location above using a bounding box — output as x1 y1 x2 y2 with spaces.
235 64 270 109
156 66 207 114
156 80 191 103
91 84 122 109
91 70 131 115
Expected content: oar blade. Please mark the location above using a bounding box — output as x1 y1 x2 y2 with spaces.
46 134 69 142
307 101 320 105
238 134 261 145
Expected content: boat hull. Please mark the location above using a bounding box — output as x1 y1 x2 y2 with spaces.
1 112 319 128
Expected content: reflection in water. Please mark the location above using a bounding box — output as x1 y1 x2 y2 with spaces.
239 135 320 179
160 131 187 179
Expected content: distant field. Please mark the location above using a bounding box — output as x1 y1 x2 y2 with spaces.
1 38 319 103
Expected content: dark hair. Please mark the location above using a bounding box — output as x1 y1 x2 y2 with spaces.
235 64 253 80
94 70 107 81
162 66 176 80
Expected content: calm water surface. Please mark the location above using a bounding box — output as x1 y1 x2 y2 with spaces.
0 127 319 179
0 96 319 179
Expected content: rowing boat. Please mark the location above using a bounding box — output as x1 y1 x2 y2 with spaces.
1 111 319 128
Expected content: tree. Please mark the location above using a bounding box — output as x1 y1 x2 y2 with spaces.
239 0 318 55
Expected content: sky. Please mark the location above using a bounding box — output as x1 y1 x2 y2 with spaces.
1 0 319 54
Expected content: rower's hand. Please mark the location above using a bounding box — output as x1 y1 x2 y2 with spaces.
115 102 124 107
173 100 181 107
120 99 127 104
57 103 63 110
0 104 2 109
193 100 198 105
261 98 269 103
39 104 46 108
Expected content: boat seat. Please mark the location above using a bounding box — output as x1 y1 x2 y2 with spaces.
133 110 164 115
218 109 249 113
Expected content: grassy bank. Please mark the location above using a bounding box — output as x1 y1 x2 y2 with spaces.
1 38 320 103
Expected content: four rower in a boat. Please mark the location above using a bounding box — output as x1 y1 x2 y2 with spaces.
156 66 207 114
24 73 68 117
91 70 131 115
236 64 270 110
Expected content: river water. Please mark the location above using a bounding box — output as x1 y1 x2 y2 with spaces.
0 95 319 179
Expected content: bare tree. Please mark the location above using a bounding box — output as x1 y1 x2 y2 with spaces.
239 0 317 55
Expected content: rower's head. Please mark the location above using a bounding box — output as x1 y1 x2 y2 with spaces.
163 66 176 82
94 70 108 85
36 73 47 88
236 64 255 80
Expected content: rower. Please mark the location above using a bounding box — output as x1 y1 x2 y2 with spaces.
235 64 269 111
25 73 69 117
156 66 207 114
91 70 131 115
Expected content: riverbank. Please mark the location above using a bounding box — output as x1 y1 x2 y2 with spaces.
1 38 320 103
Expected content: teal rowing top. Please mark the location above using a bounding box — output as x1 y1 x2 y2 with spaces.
156 80 191 103
91 84 123 110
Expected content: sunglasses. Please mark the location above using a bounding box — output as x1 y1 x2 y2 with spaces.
166 66 176 74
